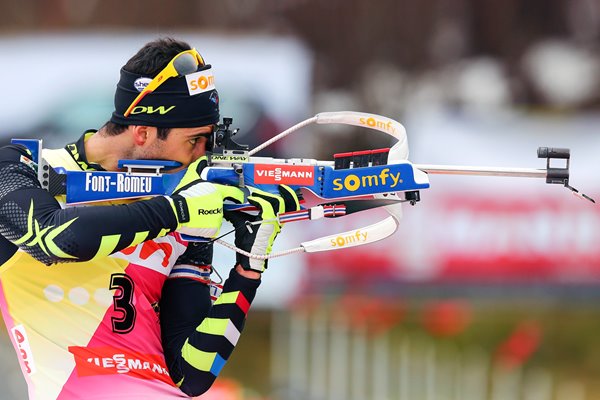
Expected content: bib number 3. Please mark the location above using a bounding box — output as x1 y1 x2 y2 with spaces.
110 273 136 334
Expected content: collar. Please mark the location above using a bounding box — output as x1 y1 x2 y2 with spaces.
65 130 106 171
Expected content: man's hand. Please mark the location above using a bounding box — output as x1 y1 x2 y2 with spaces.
225 185 300 273
167 157 244 238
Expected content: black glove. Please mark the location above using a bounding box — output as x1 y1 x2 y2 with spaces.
224 185 300 272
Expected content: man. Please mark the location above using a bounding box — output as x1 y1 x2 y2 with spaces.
0 37 298 399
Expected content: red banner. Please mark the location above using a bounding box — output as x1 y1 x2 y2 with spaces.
304 192 600 282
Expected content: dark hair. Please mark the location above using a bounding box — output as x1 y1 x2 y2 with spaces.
123 37 192 76
103 37 193 138
101 121 172 140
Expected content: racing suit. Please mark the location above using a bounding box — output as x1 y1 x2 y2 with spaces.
0 132 259 399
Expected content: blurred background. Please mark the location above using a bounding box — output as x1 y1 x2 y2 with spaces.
1 0 600 399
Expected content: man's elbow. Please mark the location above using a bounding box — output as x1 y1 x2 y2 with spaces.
179 376 216 397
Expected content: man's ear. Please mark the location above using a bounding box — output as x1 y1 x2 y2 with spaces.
132 126 156 146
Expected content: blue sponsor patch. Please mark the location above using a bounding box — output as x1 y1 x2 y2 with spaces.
321 163 429 198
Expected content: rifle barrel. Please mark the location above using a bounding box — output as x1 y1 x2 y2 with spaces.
414 164 547 178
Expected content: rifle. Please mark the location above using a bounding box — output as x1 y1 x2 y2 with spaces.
12 111 594 260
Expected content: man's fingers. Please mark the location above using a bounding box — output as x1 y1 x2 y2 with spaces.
278 185 301 212
248 192 283 217
215 184 247 204
223 209 253 227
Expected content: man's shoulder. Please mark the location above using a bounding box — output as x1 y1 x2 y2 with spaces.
42 147 81 171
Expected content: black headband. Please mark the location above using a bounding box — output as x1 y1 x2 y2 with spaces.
110 66 220 128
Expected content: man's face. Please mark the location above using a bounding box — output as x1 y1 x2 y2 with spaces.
135 125 213 170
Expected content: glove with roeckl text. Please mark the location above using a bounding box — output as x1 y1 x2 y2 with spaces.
167 157 245 238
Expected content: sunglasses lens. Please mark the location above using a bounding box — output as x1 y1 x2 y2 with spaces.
173 52 200 76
